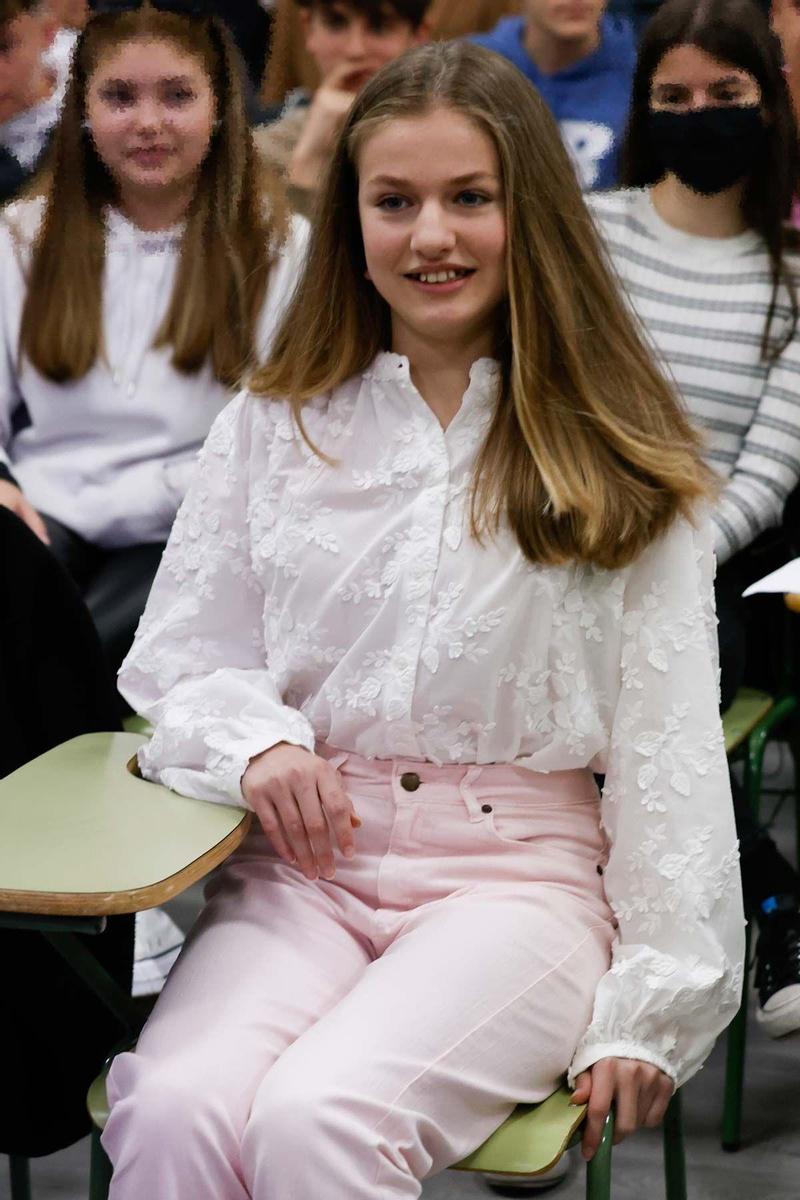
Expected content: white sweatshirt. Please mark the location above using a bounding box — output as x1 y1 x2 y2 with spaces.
120 357 745 1088
0 197 308 547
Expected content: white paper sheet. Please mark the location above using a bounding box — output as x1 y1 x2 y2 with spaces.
743 558 800 597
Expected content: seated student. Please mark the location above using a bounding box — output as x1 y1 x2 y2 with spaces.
258 0 515 106
0 0 69 203
102 40 742 1200
0 0 308 689
253 0 431 215
587 0 800 1039
471 0 636 190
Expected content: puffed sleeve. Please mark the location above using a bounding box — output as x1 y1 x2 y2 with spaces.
118 391 316 808
569 513 746 1088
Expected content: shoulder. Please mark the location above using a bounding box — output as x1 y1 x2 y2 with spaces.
274 212 310 266
0 194 46 252
585 188 640 225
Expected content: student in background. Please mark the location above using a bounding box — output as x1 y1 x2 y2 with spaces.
588 0 800 1039
254 0 431 216
259 0 514 106
0 0 67 203
471 0 636 190
0 0 307 690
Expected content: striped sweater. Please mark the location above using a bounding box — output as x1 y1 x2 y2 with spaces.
587 188 800 564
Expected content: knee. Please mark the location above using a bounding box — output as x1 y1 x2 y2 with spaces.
242 1072 369 1174
104 1051 232 1152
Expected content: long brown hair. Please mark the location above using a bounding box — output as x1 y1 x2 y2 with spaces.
15 2 288 387
620 0 800 362
251 41 713 570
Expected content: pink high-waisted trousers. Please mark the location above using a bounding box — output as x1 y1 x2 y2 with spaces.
103 746 617 1199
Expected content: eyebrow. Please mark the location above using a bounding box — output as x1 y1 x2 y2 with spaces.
653 75 748 89
365 171 499 188
98 75 197 86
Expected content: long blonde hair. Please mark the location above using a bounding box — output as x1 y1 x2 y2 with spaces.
17 2 288 388
251 41 713 570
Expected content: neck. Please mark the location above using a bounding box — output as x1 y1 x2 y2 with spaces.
116 179 196 232
649 175 748 239
391 323 495 431
523 21 600 75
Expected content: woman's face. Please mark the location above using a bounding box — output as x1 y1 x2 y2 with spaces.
649 43 762 113
85 36 216 205
357 106 507 356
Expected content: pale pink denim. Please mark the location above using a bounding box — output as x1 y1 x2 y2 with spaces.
103 746 617 1200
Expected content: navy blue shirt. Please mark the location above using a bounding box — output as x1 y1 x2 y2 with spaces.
470 15 636 190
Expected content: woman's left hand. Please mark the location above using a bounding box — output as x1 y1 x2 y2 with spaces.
570 1058 674 1160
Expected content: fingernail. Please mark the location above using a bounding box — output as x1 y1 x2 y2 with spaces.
322 868 335 880
344 846 355 859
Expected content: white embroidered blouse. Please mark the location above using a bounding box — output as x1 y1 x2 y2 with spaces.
119 352 745 1088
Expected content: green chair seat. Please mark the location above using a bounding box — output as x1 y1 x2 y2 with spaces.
88 1065 112 1132
121 714 154 737
452 1087 585 1177
722 687 773 756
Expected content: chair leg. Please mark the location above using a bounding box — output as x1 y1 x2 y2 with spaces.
663 1091 687 1200
8 1155 32 1200
89 1127 113 1200
721 922 752 1152
585 1110 614 1200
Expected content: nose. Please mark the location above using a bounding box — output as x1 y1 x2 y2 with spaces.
344 21 368 57
133 98 165 131
409 200 457 260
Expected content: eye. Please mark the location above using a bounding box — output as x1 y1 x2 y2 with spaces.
164 86 195 105
376 194 410 212
456 190 491 207
99 83 135 107
655 89 685 107
714 88 742 104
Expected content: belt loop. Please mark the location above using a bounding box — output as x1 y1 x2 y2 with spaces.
459 765 485 822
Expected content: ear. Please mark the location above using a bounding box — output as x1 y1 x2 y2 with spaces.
413 18 432 47
298 8 312 45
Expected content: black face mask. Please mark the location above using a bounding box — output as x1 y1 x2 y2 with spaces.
648 105 766 196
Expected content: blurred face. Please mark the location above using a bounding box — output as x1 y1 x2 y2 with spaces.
358 107 507 355
303 2 426 90
522 0 606 44
650 44 761 112
0 9 58 124
85 36 216 205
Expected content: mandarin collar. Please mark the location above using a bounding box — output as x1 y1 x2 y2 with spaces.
365 351 501 410
104 206 186 252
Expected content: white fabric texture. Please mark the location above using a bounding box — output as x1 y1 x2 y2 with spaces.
587 187 800 565
0 198 309 547
119 354 745 1088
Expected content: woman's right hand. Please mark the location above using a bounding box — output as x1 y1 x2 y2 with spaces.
242 742 361 881
0 480 50 544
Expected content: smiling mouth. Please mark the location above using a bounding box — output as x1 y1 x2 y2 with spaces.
405 268 475 284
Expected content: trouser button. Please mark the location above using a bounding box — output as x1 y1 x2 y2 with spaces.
400 772 421 791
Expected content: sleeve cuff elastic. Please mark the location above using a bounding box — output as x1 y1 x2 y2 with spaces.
567 1042 678 1090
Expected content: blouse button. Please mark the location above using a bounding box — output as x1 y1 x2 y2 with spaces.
481 804 493 814
400 772 421 792
596 865 604 876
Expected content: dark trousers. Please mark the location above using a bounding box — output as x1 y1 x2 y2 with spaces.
0 508 134 1156
716 556 799 914
42 514 166 689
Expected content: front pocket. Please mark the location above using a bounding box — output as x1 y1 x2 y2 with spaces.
484 793 602 848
